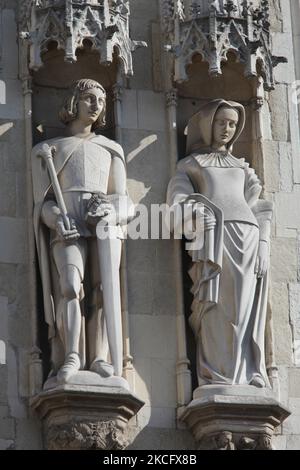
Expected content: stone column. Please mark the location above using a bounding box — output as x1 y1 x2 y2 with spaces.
166 88 192 413
249 78 280 398
19 41 43 397
291 0 300 83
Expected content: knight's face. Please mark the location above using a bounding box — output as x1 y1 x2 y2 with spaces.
77 88 105 125
212 107 239 149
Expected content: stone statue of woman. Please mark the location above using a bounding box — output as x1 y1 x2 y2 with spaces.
167 99 272 388
31 79 132 385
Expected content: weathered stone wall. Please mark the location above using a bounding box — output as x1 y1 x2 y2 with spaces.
123 0 194 450
0 1 42 450
269 0 300 451
125 0 300 450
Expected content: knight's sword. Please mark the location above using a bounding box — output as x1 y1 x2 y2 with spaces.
96 222 123 377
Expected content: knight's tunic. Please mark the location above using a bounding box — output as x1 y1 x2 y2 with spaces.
57 138 112 237
31 133 125 339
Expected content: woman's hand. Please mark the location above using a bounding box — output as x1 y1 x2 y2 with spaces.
255 240 269 278
191 201 216 231
56 214 80 242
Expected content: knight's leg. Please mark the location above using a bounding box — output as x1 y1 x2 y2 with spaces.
52 241 86 383
60 265 82 355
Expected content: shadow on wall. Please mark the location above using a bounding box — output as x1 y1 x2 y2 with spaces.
126 134 157 207
126 361 196 450
125 132 170 210
127 421 197 450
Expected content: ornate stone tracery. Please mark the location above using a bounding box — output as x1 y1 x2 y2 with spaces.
19 1 146 74
161 0 287 90
46 420 127 450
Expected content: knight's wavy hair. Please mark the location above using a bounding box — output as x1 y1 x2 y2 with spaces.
59 79 106 130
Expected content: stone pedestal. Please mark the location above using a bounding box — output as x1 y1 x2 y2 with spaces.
31 372 144 450
180 385 290 450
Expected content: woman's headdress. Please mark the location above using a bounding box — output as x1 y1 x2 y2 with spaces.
185 99 245 154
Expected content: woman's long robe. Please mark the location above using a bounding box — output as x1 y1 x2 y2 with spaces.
167 152 273 387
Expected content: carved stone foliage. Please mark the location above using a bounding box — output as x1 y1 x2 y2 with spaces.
199 431 274 450
19 1 146 74
31 383 144 450
47 420 127 450
161 0 287 90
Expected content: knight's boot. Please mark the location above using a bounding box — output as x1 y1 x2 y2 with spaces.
57 294 82 384
90 358 114 377
57 352 81 384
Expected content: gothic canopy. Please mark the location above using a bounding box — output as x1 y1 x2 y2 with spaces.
19 1 146 75
161 0 287 90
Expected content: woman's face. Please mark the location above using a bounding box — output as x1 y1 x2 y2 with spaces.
212 107 239 150
76 88 105 126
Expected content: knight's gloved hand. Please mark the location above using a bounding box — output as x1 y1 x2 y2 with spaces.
86 194 115 226
56 214 80 242
86 204 115 226
87 193 109 212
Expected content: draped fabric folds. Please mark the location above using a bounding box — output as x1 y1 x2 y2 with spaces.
167 100 273 388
